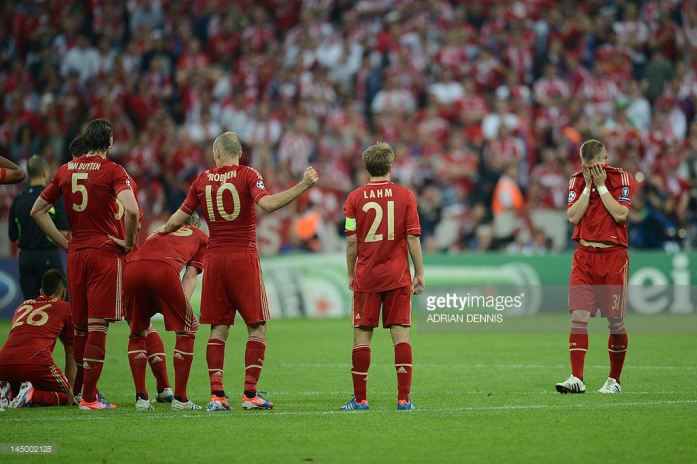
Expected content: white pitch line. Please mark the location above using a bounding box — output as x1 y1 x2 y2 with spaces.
1 400 695 422
278 363 697 370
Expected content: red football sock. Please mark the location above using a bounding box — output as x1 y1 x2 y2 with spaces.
173 333 195 402
72 329 87 396
569 320 589 380
394 341 413 402
146 327 170 392
32 389 70 406
244 336 266 394
206 338 226 395
608 330 628 383
82 322 108 403
128 334 148 399
351 345 370 402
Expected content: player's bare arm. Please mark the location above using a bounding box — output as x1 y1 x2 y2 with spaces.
257 166 319 213
30 197 70 250
407 235 425 295
181 266 199 301
590 164 629 223
346 234 358 290
162 209 192 234
0 155 27 184
567 167 592 225
63 342 77 404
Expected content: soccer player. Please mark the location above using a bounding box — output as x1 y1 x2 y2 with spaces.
112 171 174 404
0 270 76 408
556 139 633 394
121 213 206 411
340 142 425 411
161 131 318 411
0 155 27 184
31 119 140 410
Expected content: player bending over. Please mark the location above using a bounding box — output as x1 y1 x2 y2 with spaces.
162 132 318 411
121 213 207 411
31 119 140 410
112 169 175 404
0 270 76 408
556 139 633 394
340 142 425 411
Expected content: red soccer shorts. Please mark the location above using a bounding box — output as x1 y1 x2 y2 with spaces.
200 250 270 326
67 248 125 324
568 246 629 318
352 285 412 328
123 260 199 334
0 358 71 394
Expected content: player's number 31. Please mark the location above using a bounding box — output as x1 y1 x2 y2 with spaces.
205 184 241 222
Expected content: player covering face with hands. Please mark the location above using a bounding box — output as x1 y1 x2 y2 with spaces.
161 132 318 411
341 142 425 411
557 139 633 395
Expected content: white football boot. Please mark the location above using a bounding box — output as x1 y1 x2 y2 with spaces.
555 375 586 394
597 377 622 394
156 387 174 403
0 381 13 408
135 398 154 410
172 398 202 410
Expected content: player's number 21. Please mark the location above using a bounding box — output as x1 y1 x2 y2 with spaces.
205 183 241 222
363 201 394 242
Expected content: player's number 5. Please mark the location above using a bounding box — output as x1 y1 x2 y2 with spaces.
71 173 89 212
363 201 395 242
205 184 241 222
12 304 50 329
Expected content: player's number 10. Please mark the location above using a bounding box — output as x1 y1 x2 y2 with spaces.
205 184 241 222
363 201 395 242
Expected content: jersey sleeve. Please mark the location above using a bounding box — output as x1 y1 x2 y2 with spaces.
40 170 64 204
180 174 201 214
405 190 421 236
612 170 633 208
247 168 270 203
343 193 357 237
59 308 74 347
567 175 584 207
189 233 207 272
111 165 133 196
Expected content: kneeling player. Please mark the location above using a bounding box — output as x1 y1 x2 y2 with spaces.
0 270 76 408
341 143 425 411
556 140 632 394
121 214 207 410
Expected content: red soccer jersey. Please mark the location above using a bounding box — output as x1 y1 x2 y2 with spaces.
179 165 270 250
114 173 144 241
129 225 208 273
344 180 421 293
0 296 73 363
40 155 133 253
568 165 634 246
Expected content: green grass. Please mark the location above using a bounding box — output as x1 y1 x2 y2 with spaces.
1 315 696 463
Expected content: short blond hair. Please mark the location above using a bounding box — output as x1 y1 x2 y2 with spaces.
362 142 394 176
580 139 606 163
213 132 242 158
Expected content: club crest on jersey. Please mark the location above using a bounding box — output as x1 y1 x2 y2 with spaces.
256 180 266 190
568 191 577 203
618 186 630 202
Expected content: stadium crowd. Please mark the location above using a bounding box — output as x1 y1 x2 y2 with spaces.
1 0 697 253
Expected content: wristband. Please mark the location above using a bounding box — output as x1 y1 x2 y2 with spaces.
597 185 609 195
582 187 590 196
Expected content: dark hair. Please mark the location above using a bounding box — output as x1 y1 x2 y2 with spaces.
580 139 606 163
27 155 48 179
69 136 87 159
83 119 113 153
41 269 67 297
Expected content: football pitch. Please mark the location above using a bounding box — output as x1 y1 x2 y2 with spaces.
1 315 696 463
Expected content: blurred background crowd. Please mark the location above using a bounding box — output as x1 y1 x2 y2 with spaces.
1 0 697 255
